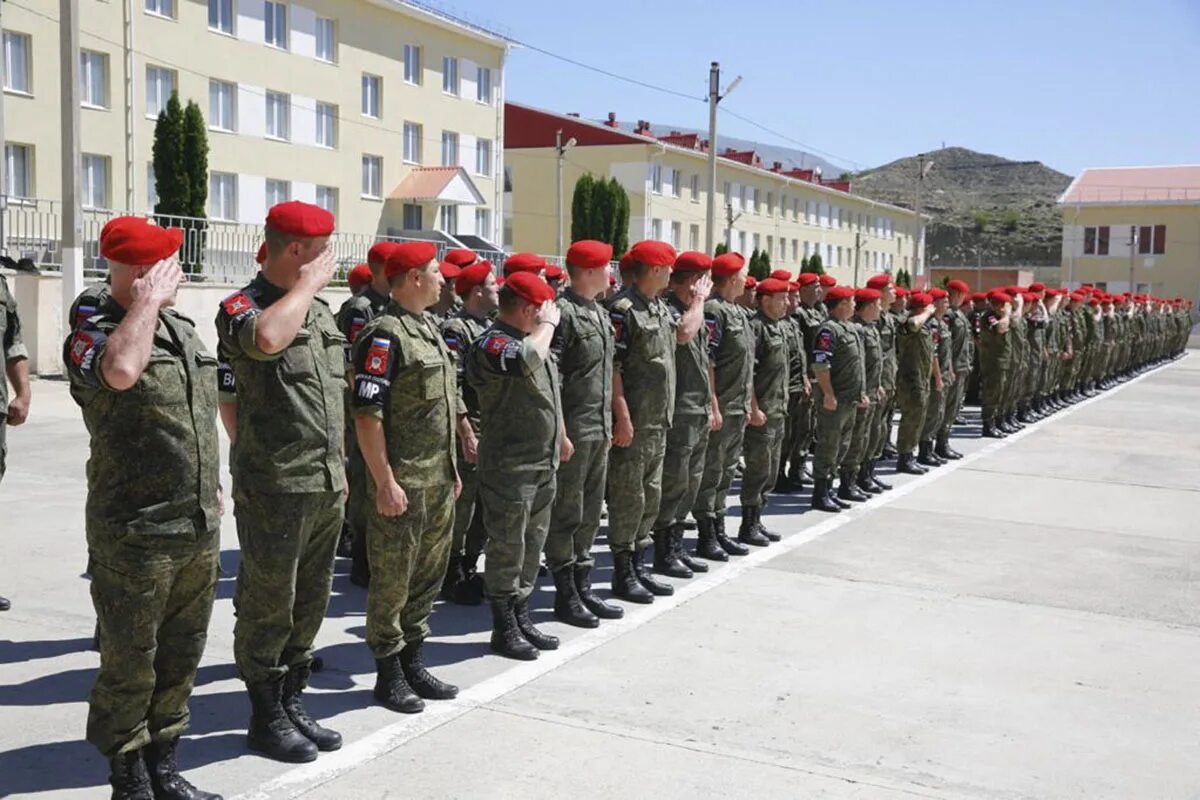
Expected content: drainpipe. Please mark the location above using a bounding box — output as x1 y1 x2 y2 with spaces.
124 0 136 211
493 47 505 249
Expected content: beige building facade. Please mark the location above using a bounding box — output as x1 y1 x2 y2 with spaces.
504 103 924 283
2 0 508 244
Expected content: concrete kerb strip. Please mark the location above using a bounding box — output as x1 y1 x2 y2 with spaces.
234 357 1182 800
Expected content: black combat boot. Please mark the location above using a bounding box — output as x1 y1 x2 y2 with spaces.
786 460 807 489
144 738 222 800
442 555 484 606
611 550 654 604
810 478 841 513
837 469 869 502
489 597 540 660
869 460 893 491
551 566 599 628
896 453 927 475
714 515 750 556
983 419 1004 438
632 546 674 596
246 678 319 762
737 507 770 547
282 665 342 751
108 750 155 800
336 521 353 559
0 595 10 612
881 442 898 459
773 469 797 494
754 507 781 542
373 654 425 712
916 441 939 467
652 527 692 578
514 599 560 650
672 523 709 572
400 640 459 700
856 463 882 495
827 478 852 509
574 564 623 619
694 518 729 562
934 435 962 460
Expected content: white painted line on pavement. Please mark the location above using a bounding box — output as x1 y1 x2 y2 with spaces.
236 358 1179 800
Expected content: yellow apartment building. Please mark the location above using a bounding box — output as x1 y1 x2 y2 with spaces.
504 102 924 283
1059 165 1200 306
2 0 508 246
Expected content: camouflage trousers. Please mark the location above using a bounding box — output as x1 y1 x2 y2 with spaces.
780 391 805 468
365 483 455 659
874 385 896 459
921 378 947 443
480 468 555 602
87 532 218 757
940 371 969 439
451 451 487 563
0 419 6 482
233 490 342 685
980 364 1009 423
740 416 785 508
692 413 745 521
654 414 709 529
346 425 368 544
545 437 609 572
811 388 857 480
844 397 882 471
606 428 667 553
790 393 816 463
894 381 930 455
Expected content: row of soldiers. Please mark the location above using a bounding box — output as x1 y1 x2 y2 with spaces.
40 198 1190 799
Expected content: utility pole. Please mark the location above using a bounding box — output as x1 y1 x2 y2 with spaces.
61 0 85 323
1128 225 1138 295
912 153 933 286
853 231 863 286
704 62 740 254
1 1 7 256
724 202 741 252
554 128 575 260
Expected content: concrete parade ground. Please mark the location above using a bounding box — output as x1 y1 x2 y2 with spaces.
2 355 1200 799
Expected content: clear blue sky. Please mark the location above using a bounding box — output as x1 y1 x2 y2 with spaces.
456 0 1200 176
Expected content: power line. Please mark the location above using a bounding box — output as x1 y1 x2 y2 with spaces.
718 106 868 171
508 41 703 103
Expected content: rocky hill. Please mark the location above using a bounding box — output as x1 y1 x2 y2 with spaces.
852 147 1072 267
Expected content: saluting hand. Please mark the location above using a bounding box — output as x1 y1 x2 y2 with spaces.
536 299 561 328
691 273 713 305
298 246 338 292
131 256 183 309
377 478 409 517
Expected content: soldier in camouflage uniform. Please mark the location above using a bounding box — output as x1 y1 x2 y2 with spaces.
809 285 866 512
775 281 808 494
652 251 714 577
784 273 826 485
336 242 395 587
1 267 31 613
935 281 973 460
438 261 495 605
217 202 346 764
894 292 937 475
692 252 753 561
545 241 620 628
843 288 887 498
465 272 563 661
1002 291 1028 429
351 242 462 715
917 288 953 468
867 275 899 470
739 277 792 537
978 290 1014 438
64 218 221 800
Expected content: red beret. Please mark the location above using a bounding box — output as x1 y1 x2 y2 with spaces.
1088 297 1100 307
673 251 713 273
788 282 800 292
385 241 438 277
504 252 546 275
971 291 987 301
1029 282 1046 292
711 252 746 276
504 271 556 306
818 274 837 287
368 241 396 265
255 242 267 265
825 286 855 302
855 288 881 303
454 261 493 296
928 287 949 300
1022 292 1038 303
895 287 909 298
865 273 893 290
770 269 792 282
444 248 479 268
99 216 183 266
908 292 931 309
439 261 462 280
566 240 613 270
947 279 969 294
756 277 789 295
544 264 565 281
266 200 334 237
797 272 819 287
627 240 677 268
1069 292 1085 302
744 276 757 289
347 263 372 292
989 290 1012 304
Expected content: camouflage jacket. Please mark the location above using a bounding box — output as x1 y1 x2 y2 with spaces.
813 317 865 402
853 315 883 395
336 285 390 370
610 284 677 431
552 289 614 442
666 290 710 418
704 295 753 417
440 308 491 431
0 273 29 412
750 311 789 417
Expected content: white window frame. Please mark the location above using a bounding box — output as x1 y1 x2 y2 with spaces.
403 45 422 85
3 32 32 94
651 164 663 194
208 79 236 132
442 56 459 96
474 207 492 238
650 218 663 242
208 172 237 220
689 174 699 203
361 74 381 119
670 221 682 249
208 0 234 34
145 0 174 19
748 188 758 214
80 50 108 109
81 154 109 209
475 138 493 177
441 130 459 168
315 17 336 63
264 1 287 50
265 91 290 140
265 178 291 207
689 224 700 251
4 144 33 198
315 102 337 148
147 162 157 212
145 65 176 118
476 66 492 103
670 169 682 198
403 203 423 230
403 122 422 164
316 185 338 216
362 154 382 199
439 204 458 234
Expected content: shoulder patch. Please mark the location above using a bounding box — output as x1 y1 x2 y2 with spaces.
612 297 633 313
364 336 392 376
222 291 256 317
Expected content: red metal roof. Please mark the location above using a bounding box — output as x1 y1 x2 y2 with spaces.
506 103 646 149
1060 166 1200 205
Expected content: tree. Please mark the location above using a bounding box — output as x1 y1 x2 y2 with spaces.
714 242 728 257
972 210 990 233
569 175 630 254
803 253 825 275
760 250 772 274
896 267 912 288
1001 209 1020 233
181 100 208 219
748 248 769 280
152 92 189 218
609 177 630 256
570 174 595 242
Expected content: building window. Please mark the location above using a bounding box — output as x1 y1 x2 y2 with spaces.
361 74 380 118
265 91 289 140
147 162 157 211
689 224 700 251
826 243 833 265
315 17 336 62
208 0 233 33
441 131 459 167
670 169 682 198
80 50 108 109
403 203 423 230
403 122 421 163
650 218 663 241
439 205 458 234
476 67 492 103
208 79 236 131
145 66 175 117
265 1 287 48
689 174 700 203
791 240 798 261
361 155 381 198
651 164 663 194
403 45 422 85
475 208 492 238
738 231 747 254
1137 225 1167 255
3 32 31 94
476 138 493 176
82 154 108 209
752 233 760 253
316 185 337 216
5 144 32 198
779 237 786 260
266 179 291 207
145 0 174 17
671 221 681 249
748 188 758 214
806 200 815 224
835 246 842 267
738 185 747 210
722 181 731 201
209 172 236 220
1083 225 1110 256
766 192 774 216
315 102 337 148
793 198 800 221
442 56 459 95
